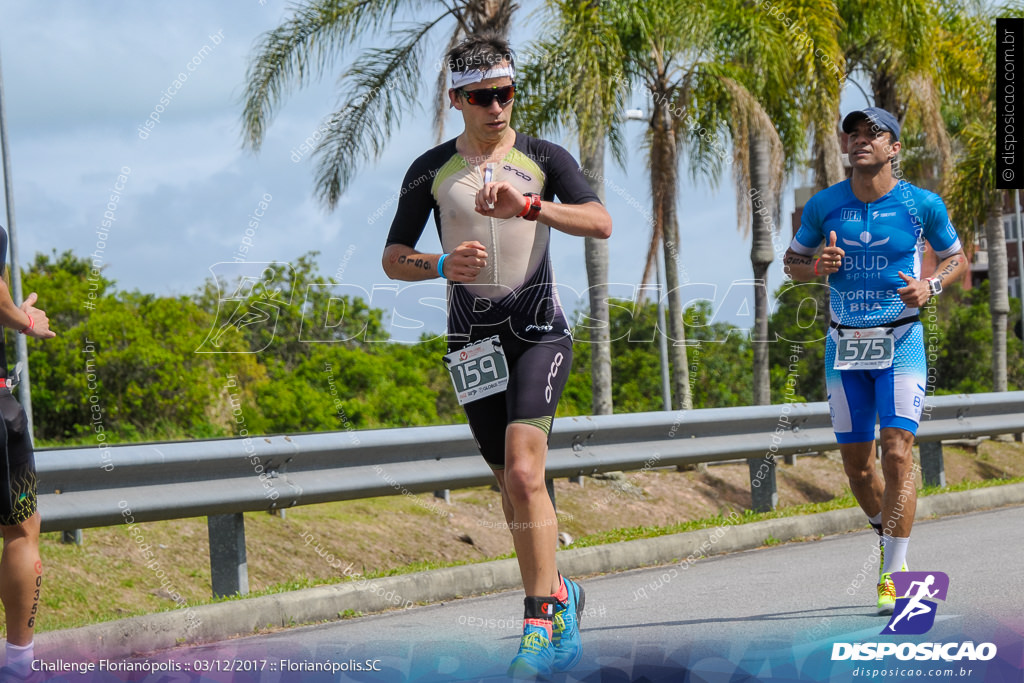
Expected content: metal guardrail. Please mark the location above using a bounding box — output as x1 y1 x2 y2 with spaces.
35 391 1024 595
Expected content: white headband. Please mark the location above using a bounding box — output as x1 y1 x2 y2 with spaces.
450 64 515 90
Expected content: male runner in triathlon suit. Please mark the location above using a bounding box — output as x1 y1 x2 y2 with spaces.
783 107 965 614
382 33 611 677
0 224 55 681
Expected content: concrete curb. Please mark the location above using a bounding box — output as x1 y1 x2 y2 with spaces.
38 482 1024 659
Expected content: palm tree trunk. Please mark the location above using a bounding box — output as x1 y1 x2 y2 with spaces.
651 94 691 410
748 129 775 406
872 70 903 123
579 135 612 415
986 203 1009 391
812 124 846 192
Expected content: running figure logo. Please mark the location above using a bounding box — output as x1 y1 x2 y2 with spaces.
196 262 295 354
882 571 950 635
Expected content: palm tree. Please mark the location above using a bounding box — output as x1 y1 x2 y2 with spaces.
838 0 954 180
629 0 717 411
706 0 843 406
948 129 1008 390
515 0 635 415
628 0 841 409
241 0 515 209
524 1 839 412
944 3 1019 392
523 0 702 412
805 1 957 196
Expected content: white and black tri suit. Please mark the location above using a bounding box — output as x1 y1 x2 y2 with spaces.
385 133 601 467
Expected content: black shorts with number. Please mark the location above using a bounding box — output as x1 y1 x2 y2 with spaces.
0 387 36 526
449 323 572 470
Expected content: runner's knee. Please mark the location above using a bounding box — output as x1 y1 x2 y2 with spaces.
501 463 547 506
2 511 40 541
843 459 874 484
880 448 914 480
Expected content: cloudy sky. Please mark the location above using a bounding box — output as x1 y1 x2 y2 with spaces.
0 1 854 337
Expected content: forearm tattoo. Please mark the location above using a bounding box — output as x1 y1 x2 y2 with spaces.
397 254 433 271
936 255 962 281
783 253 812 276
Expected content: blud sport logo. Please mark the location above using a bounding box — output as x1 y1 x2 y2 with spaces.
882 571 948 635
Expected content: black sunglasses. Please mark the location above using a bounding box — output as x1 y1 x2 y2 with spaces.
459 84 516 108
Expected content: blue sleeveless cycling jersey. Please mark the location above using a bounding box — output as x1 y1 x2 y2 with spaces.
790 179 962 327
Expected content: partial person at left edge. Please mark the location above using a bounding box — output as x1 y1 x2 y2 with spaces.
0 223 56 682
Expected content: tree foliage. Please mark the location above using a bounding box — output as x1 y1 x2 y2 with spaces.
16 252 1003 446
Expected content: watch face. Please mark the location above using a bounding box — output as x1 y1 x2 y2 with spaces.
929 279 942 295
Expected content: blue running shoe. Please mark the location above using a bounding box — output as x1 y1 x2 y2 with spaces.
551 576 585 671
507 623 554 678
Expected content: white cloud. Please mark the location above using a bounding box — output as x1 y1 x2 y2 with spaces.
0 0 792 333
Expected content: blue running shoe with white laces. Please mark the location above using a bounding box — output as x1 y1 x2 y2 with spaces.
551 576 585 671
507 623 555 678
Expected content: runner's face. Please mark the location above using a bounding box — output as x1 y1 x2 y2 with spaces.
449 66 514 140
846 119 900 169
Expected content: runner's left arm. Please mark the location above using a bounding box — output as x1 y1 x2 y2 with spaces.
537 199 611 239
896 250 966 307
896 194 967 307
474 140 611 239
475 186 610 238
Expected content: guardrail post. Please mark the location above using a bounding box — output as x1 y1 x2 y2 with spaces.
434 489 451 504
207 513 249 598
747 457 777 512
919 441 945 488
61 529 82 545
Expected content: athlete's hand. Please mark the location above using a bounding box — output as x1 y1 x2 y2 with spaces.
897 271 931 307
445 241 489 283
20 292 56 339
816 231 845 276
475 181 528 219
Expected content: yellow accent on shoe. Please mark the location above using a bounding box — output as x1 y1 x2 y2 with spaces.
877 572 897 614
508 624 555 678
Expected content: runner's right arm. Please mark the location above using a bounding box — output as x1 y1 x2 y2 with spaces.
383 241 489 283
784 194 843 281
784 231 844 282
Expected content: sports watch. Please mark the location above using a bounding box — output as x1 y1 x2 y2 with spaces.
927 277 942 297
518 193 542 221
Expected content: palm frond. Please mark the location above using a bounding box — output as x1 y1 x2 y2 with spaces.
241 0 415 150
432 29 465 145
716 77 784 237
514 0 632 169
310 22 440 208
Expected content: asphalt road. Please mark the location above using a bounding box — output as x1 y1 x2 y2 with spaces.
122 505 1024 683
31 506 1024 682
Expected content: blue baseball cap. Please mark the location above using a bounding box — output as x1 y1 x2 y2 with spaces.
842 107 900 141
